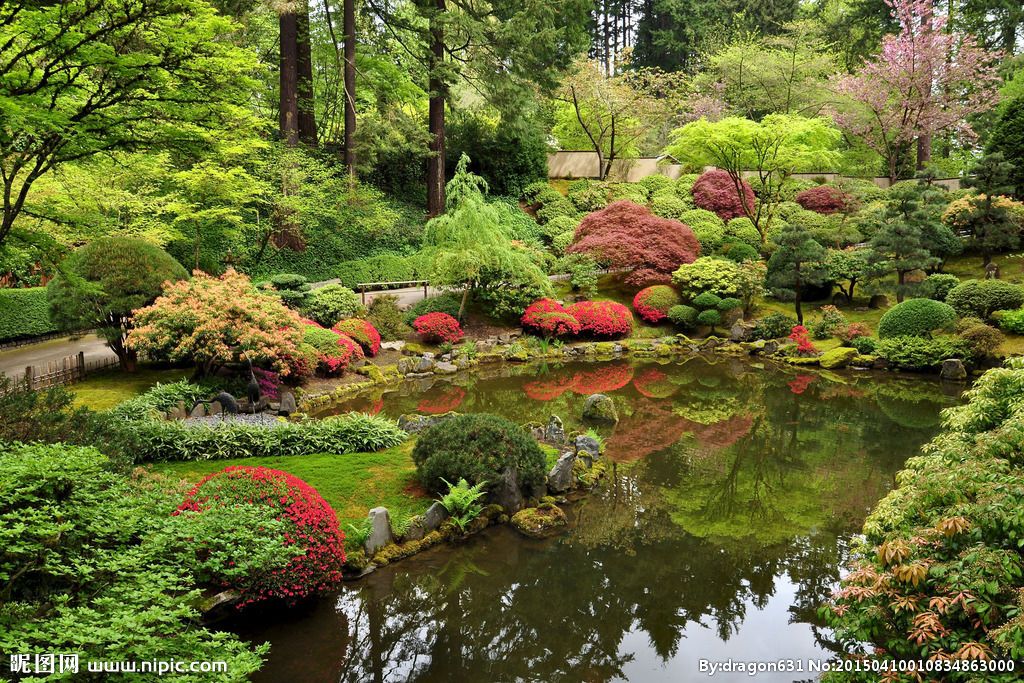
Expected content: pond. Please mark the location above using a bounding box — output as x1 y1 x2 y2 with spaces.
239 357 963 682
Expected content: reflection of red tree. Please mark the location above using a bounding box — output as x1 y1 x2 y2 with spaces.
819 384 866 400
604 397 686 462
571 362 634 395
678 414 754 452
632 366 678 399
788 375 815 395
523 375 575 401
366 396 384 415
417 386 466 414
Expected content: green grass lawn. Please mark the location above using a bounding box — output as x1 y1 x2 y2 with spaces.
147 441 431 530
72 366 190 411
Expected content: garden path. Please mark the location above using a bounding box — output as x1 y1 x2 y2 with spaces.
0 333 117 379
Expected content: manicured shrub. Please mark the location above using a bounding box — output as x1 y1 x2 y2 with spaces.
552 231 575 256
667 304 698 329
878 298 957 338
696 309 721 329
918 273 960 302
176 466 345 607
875 336 972 370
671 257 744 300
996 307 1024 334
303 323 360 375
48 237 188 370
268 273 310 292
334 253 428 289
724 217 761 248
568 185 609 213
607 182 649 205
794 185 853 214
413 312 464 344
674 173 700 197
650 194 691 220
679 208 726 253
0 287 57 341
955 318 1004 358
536 196 579 224
366 294 409 341
718 241 759 263
691 291 723 310
752 312 797 340
542 215 579 243
946 279 1024 320
521 298 581 338
128 270 304 378
403 292 463 325
567 200 701 288
565 300 633 338
333 318 381 356
692 169 755 221
717 297 742 311
474 276 553 321
522 180 554 203
638 174 673 194
411 413 546 495
633 285 682 323
849 335 878 354
301 284 362 327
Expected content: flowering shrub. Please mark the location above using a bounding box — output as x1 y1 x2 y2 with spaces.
175 466 346 607
570 362 635 394
302 322 358 376
633 285 682 323
333 318 381 357
565 300 633 338
566 200 700 287
794 185 853 214
789 325 817 354
128 269 304 378
692 169 756 221
413 312 464 344
521 298 581 338
810 305 847 340
837 322 871 344
253 368 281 401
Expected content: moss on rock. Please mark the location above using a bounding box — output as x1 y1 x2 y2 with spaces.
510 504 568 539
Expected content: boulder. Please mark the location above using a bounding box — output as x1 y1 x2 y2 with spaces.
189 403 206 418
397 412 458 434
414 356 435 373
422 501 449 532
510 504 568 539
544 415 566 444
278 391 297 416
730 320 756 342
547 451 576 494
380 340 406 352
208 400 223 416
433 361 458 374
831 292 850 307
869 294 889 309
167 404 187 420
489 467 525 513
819 347 859 369
574 435 601 466
364 507 393 555
582 394 618 423
397 357 416 374
941 358 968 382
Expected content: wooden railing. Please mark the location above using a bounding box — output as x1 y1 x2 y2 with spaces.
356 280 430 305
12 352 119 391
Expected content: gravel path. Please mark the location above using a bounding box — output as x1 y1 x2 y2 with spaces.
183 413 287 427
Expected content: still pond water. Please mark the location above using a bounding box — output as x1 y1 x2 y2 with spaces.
239 357 962 682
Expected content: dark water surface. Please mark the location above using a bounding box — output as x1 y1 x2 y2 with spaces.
240 357 962 682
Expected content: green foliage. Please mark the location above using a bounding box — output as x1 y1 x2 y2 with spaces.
0 376 99 447
696 309 722 329
692 292 723 310
558 253 600 297
667 304 698 329
492 197 546 244
679 208 726 253
919 273 960 301
650 193 691 220
753 312 797 340
404 293 464 325
109 380 217 421
269 273 310 291
955 319 1004 358
447 115 548 197
988 95 1024 197
436 478 488 532
536 196 580 224
302 284 363 327
718 241 759 263
543 215 581 243
997 308 1024 335
724 217 761 248
367 295 410 342
878 299 957 339
0 442 264 677
0 287 57 341
607 182 649 205
875 336 972 370
765 223 827 323
412 413 546 495
552 231 576 256
946 279 1024 320
849 335 878 354
671 257 744 300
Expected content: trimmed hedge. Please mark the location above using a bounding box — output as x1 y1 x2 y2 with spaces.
876 336 972 370
877 298 957 339
0 288 58 342
946 279 1024 320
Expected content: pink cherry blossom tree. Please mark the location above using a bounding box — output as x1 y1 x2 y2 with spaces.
833 0 1001 183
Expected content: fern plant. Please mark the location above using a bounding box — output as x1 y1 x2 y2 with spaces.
437 478 488 532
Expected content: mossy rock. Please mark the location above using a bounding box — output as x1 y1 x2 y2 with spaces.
785 356 821 366
510 504 568 539
592 341 618 355
819 347 858 369
582 393 618 423
356 364 385 382
502 346 530 362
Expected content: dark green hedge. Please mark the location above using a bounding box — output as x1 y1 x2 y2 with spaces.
0 288 58 342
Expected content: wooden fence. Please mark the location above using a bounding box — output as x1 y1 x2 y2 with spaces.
12 352 120 391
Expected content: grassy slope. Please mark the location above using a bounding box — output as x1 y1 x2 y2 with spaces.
147 441 430 530
72 367 191 411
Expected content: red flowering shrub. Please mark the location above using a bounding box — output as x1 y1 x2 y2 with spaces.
413 312 464 344
333 318 381 357
417 386 466 414
303 322 359 376
838 322 871 343
633 285 682 323
692 170 756 221
566 200 700 287
794 185 853 215
789 325 818 354
570 362 634 394
522 298 578 337
175 466 346 607
566 300 633 338
253 368 281 401
523 375 576 401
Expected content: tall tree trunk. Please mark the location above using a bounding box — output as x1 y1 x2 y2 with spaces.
296 1 317 146
343 0 357 178
279 12 299 146
917 135 931 170
897 270 906 303
426 0 447 217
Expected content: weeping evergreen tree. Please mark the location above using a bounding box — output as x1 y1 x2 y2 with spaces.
422 155 551 319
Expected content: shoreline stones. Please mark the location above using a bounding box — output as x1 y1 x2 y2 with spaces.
397 412 459 433
582 393 618 423
547 450 576 494
941 358 968 382
510 504 568 539
365 507 393 555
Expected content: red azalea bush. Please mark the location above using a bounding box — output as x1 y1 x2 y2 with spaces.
794 185 853 215
302 321 360 376
175 466 346 607
838 322 871 343
789 325 818 354
632 285 682 323
521 298 581 337
413 312 464 344
566 300 633 338
566 200 700 287
692 170 756 221
333 318 381 357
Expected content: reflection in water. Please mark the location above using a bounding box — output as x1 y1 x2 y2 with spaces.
247 358 960 682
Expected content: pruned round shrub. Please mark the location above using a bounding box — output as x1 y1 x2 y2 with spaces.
411 414 546 495
552 231 575 256
697 309 722 328
692 291 723 310
521 298 581 337
638 174 673 194
536 196 579 224
650 194 691 220
955 319 1004 358
795 185 853 215
724 217 761 248
366 294 409 342
878 299 957 339
718 297 742 311
667 304 698 329
633 285 681 323
876 336 972 370
679 208 726 253
333 318 381 356
918 273 960 302
302 322 360 375
542 215 579 243
692 169 755 221
719 241 759 263
565 300 633 338
607 182 649 205
301 284 362 327
413 312 464 344
946 280 1024 320
753 312 796 340
403 292 463 325
175 466 346 607
672 257 743 300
